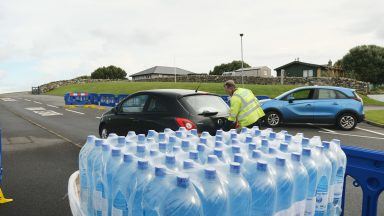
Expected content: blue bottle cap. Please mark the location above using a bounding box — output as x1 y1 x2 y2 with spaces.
257 161 268 171
108 133 117 138
138 159 149 170
137 145 146 153
245 136 253 143
164 128 173 133
269 132 276 140
190 129 198 136
189 151 198 160
248 143 257 151
269 147 278 154
213 148 223 158
231 133 237 139
316 145 324 152
276 157 286 167
159 142 167 150
177 174 190 188
197 144 206 152
261 139 269 147
230 162 241 174
332 139 341 145
231 138 239 145
111 148 121 157
155 165 166 177
123 153 133 162
127 131 136 137
233 153 244 164
172 146 181 153
291 152 301 162
102 143 110 151
279 143 288 152
150 149 159 157
285 135 292 143
199 137 207 144
232 145 241 154
138 134 146 142
241 127 248 133
302 148 311 157
158 133 166 141
183 159 194 169
147 130 156 137
165 154 176 164
207 155 219 164
322 141 330 149
87 135 96 143
254 129 261 136
95 139 103 146
201 131 210 137
215 136 223 142
181 140 190 149
301 138 310 146
204 167 217 179
216 130 223 136
169 136 177 143
117 136 126 146
215 141 224 148
252 150 262 159
252 125 259 130
176 131 183 138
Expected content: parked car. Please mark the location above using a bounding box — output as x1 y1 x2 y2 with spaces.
99 89 230 138
259 86 364 130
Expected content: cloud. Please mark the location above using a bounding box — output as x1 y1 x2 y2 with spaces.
0 69 7 79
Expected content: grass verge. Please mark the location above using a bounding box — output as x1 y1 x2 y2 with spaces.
365 110 384 125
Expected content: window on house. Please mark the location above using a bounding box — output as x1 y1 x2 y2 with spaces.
303 70 314 77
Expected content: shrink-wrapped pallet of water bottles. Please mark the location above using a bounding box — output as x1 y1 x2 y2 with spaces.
78 127 346 216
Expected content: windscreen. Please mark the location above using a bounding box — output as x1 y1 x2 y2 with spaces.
181 95 229 115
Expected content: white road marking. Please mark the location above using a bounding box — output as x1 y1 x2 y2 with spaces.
319 131 384 140
24 99 31 102
307 123 336 133
1 98 17 102
355 126 384 136
33 101 42 104
25 107 62 116
25 107 45 111
47 104 59 108
96 117 101 119
65 109 85 115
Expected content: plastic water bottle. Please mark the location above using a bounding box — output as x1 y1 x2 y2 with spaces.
111 153 136 216
213 148 229 163
135 145 147 159
160 174 203 216
313 146 332 216
274 157 294 215
93 142 110 216
196 167 228 216
86 138 103 215
227 162 251 215
168 136 179 152
188 150 199 163
250 161 277 216
322 141 339 216
197 144 208 164
137 134 146 145
260 139 269 154
330 139 347 215
115 136 126 148
142 165 174 216
79 135 96 212
301 148 318 216
128 159 153 216
126 131 137 142
181 159 202 184
104 148 123 216
158 132 167 143
291 152 309 216
165 153 179 172
147 130 159 142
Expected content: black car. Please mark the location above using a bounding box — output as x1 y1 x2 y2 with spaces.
98 89 230 138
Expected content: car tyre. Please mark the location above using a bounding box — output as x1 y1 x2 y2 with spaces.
99 124 109 139
265 111 281 127
337 113 357 131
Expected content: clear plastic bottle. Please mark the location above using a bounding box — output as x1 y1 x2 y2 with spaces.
93 142 110 216
86 138 103 215
274 157 294 216
79 135 96 213
227 162 251 215
160 174 203 216
135 144 147 159
291 152 309 216
313 146 332 216
126 131 137 142
322 141 339 216
165 153 179 172
250 161 277 216
301 148 318 216
197 144 208 164
158 142 167 154
137 134 146 145
147 130 159 142
330 139 347 215
104 148 123 216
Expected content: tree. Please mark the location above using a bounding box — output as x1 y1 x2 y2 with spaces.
91 65 127 79
209 60 251 75
340 45 384 85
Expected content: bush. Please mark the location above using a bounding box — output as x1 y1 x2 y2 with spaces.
91 65 127 79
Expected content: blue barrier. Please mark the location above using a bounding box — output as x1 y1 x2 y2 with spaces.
64 92 90 105
99 94 117 107
116 94 130 105
88 93 100 105
220 95 270 106
341 145 384 216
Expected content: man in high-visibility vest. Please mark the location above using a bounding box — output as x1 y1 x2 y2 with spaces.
222 80 265 131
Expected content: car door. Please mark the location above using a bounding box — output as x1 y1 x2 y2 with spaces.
110 94 150 135
280 88 315 123
141 95 176 132
313 88 344 123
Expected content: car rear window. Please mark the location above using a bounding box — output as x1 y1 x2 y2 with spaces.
181 95 229 115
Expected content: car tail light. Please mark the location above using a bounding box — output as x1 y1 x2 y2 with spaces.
175 117 197 130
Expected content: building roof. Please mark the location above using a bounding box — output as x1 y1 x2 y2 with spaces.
234 66 269 72
130 66 196 77
274 61 327 71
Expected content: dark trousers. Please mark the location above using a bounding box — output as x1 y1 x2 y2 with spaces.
246 118 263 129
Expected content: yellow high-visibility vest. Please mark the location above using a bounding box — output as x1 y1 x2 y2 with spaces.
227 88 265 127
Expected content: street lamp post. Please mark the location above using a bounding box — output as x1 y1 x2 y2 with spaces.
240 33 244 86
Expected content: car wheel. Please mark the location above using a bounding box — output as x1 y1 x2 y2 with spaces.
337 113 357 130
265 111 281 127
99 125 109 139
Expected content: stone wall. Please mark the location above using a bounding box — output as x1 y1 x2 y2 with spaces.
137 75 370 93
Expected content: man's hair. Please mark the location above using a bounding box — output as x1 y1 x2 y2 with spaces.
224 80 236 88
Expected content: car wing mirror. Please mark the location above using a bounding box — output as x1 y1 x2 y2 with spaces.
111 106 118 114
288 96 294 103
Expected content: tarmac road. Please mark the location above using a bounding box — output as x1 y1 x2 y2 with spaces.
0 91 383 215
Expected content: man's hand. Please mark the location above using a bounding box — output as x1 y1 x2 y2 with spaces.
222 120 236 131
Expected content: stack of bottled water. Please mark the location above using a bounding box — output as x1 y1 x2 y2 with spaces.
79 127 346 216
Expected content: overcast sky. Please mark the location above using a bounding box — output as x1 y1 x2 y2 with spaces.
0 0 383 93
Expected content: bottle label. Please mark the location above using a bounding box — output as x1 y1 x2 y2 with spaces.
112 207 123 216
315 176 329 212
328 185 335 203
304 197 316 216
293 200 306 216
